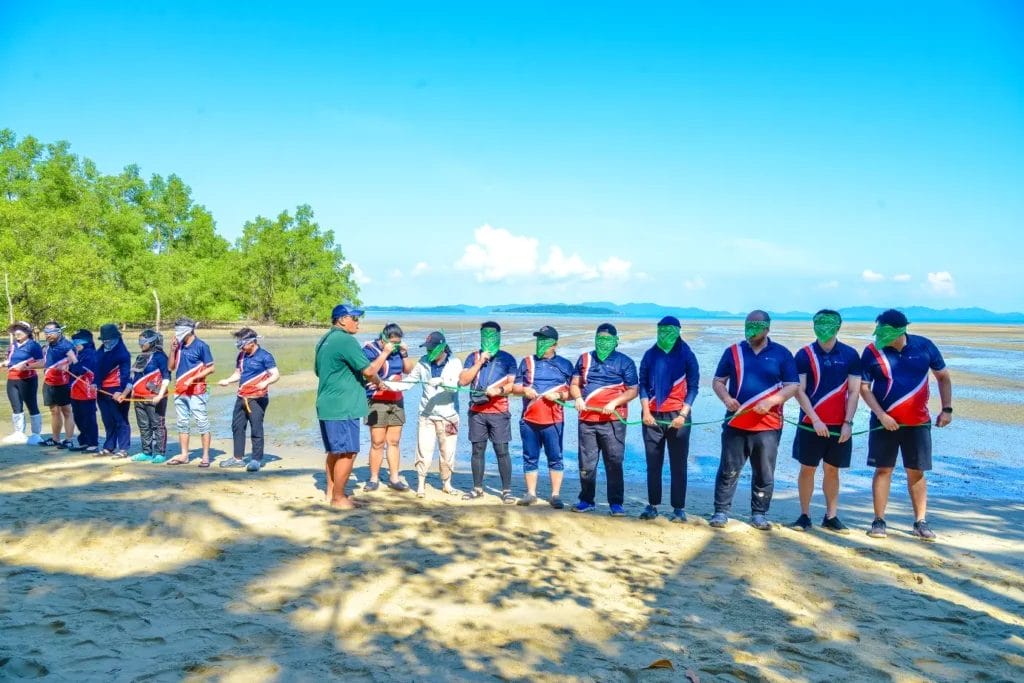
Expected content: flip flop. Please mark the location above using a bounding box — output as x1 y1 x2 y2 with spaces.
165 458 188 466
198 460 211 468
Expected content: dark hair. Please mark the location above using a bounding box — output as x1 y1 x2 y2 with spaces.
175 317 197 328
814 308 842 323
382 323 404 339
8 321 32 336
43 320 61 331
481 321 501 332
747 310 771 323
234 327 258 339
876 308 909 327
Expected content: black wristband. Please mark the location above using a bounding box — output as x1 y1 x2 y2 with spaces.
941 406 953 414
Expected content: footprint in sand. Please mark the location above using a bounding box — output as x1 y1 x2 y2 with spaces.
0 657 50 678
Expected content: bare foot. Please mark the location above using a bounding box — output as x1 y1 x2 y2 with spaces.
331 495 366 509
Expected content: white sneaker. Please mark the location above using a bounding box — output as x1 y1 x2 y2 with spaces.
25 434 43 445
2 431 28 444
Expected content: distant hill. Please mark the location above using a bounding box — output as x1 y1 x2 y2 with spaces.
367 302 1023 323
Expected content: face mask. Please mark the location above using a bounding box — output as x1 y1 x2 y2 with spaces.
102 339 117 351
812 314 842 344
745 321 770 341
174 325 194 342
874 324 906 348
480 328 500 355
656 325 680 353
426 344 446 363
535 338 557 358
595 334 618 362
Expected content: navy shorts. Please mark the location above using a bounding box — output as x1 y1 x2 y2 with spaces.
320 419 360 454
867 425 932 471
520 420 564 472
43 383 72 407
468 410 512 444
792 427 852 468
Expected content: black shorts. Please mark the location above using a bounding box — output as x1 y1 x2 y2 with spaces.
867 426 932 471
43 383 72 407
792 427 852 468
468 410 511 444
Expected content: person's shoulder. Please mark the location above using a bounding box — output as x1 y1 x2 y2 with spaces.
768 339 795 357
498 349 516 362
555 354 574 369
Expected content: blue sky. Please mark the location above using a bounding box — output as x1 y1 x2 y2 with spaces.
2 1 1022 311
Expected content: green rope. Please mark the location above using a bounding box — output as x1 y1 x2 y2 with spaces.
388 379 929 434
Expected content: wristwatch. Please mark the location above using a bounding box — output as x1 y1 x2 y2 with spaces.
845 420 854 426
941 406 953 414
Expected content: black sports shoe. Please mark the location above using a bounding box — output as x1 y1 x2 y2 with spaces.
821 515 850 535
912 519 936 542
867 518 887 538
790 514 812 532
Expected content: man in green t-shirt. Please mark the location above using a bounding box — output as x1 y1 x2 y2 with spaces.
315 304 384 508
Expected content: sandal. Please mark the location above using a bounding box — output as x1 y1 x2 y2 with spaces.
197 459 211 468
387 478 410 492
501 490 517 505
165 457 188 466
462 488 484 501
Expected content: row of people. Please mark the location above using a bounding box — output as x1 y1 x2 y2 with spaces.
1 319 278 470
315 305 953 540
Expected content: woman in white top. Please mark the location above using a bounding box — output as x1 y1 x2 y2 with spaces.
403 331 463 497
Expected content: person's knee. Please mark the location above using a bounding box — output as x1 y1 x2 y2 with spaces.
905 467 926 481
471 441 486 458
874 467 894 478
493 442 510 459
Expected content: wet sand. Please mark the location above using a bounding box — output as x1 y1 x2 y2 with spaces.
1 438 1023 681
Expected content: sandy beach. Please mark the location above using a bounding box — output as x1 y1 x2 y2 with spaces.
1 432 1023 682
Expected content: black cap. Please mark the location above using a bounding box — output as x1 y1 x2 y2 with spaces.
596 322 618 336
480 321 501 332
420 331 446 350
657 316 681 327
532 325 559 341
70 328 94 344
99 323 121 341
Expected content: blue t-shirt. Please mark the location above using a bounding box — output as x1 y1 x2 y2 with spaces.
363 341 406 403
714 339 798 431
515 354 575 425
174 338 214 396
466 350 517 414
44 337 75 386
794 340 861 426
861 334 945 427
237 346 277 398
6 339 43 380
573 350 639 423
129 350 170 398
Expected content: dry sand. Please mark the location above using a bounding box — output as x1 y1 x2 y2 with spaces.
1 435 1023 682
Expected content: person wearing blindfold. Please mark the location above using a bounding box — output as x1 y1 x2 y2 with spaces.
218 328 279 472
361 323 417 493
39 321 78 449
166 318 215 467
1 321 44 445
115 329 171 464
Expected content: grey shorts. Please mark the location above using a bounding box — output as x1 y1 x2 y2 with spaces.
366 400 405 428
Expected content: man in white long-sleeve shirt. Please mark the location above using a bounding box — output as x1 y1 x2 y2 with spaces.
404 331 464 497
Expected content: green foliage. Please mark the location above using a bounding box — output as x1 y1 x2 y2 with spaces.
0 129 361 329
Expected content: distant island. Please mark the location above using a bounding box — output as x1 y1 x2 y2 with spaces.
365 302 1024 323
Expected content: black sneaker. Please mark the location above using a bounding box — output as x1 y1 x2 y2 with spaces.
790 514 812 532
912 519 936 542
821 515 850 535
867 518 887 538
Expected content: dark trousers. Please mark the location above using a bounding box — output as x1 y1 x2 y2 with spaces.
6 377 40 415
98 395 131 452
643 412 691 509
471 441 511 490
578 420 626 505
232 396 268 460
714 426 781 515
71 398 98 448
135 398 167 455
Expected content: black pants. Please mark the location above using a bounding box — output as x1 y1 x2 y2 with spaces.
6 377 40 415
232 396 268 461
72 398 98 448
471 440 511 490
643 411 691 509
578 420 626 505
98 395 131 452
714 426 781 515
134 398 167 455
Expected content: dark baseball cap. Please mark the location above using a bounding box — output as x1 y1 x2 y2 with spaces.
596 322 618 336
420 331 446 350
532 325 558 341
657 316 681 328
331 303 365 321
99 323 121 341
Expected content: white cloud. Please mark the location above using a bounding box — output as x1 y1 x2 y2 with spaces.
455 224 634 284
344 261 371 285
455 224 538 282
411 261 430 277
816 280 840 290
892 273 912 282
540 246 599 280
389 268 403 279
683 275 706 291
926 271 956 296
862 269 885 283
598 256 632 281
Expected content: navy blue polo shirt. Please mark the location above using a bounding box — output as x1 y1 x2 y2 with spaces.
794 340 861 425
714 339 798 431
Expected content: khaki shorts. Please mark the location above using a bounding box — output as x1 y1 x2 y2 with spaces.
366 400 406 428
